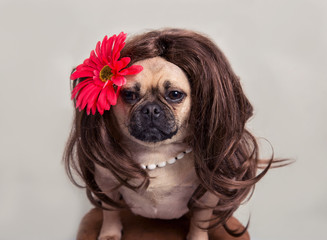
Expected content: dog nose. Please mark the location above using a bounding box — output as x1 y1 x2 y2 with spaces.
141 103 161 119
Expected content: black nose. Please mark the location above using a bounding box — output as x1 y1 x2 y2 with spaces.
141 103 161 119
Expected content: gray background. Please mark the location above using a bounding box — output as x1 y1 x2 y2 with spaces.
0 0 326 239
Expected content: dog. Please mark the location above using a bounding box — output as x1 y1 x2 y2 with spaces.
65 29 271 240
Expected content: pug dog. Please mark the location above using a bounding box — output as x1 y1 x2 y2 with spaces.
65 29 270 240
94 57 219 240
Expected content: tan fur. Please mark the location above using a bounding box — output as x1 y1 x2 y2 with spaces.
112 57 192 147
95 57 219 240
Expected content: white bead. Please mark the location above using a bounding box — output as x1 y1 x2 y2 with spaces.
167 158 176 164
157 161 167 168
185 147 192 153
147 164 157 170
140 148 191 170
140 164 146 170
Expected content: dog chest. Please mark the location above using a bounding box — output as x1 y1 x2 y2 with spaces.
119 161 199 219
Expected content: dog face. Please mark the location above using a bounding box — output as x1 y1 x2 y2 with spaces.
112 57 191 145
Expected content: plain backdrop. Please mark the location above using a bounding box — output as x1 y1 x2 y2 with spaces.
0 0 326 239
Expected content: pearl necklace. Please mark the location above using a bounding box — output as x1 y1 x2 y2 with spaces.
140 147 192 171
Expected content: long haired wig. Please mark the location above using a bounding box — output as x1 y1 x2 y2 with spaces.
64 29 275 235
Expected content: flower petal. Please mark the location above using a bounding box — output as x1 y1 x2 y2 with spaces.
86 89 101 115
76 65 94 72
96 40 107 66
93 75 105 87
111 75 126 86
106 83 118 106
71 70 94 80
91 101 97 115
79 89 93 110
96 88 109 115
106 34 115 62
115 57 131 71
76 83 98 108
90 50 102 67
100 36 108 63
95 40 101 58
83 59 98 69
71 79 93 99
119 65 143 76
112 32 126 62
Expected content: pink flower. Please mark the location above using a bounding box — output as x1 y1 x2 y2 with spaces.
71 32 143 115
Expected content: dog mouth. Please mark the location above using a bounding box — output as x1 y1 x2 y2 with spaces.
128 101 178 143
129 124 178 143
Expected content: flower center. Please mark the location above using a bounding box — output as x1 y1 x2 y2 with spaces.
99 65 113 82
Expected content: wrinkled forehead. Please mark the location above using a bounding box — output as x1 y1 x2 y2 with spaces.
123 57 190 94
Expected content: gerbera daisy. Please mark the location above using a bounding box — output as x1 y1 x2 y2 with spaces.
70 32 143 115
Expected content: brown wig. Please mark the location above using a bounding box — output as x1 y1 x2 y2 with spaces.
64 28 277 236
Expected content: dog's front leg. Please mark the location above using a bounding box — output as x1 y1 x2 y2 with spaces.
187 192 219 240
95 165 122 240
98 192 122 240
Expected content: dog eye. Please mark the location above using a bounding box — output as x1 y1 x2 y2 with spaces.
166 91 184 102
121 90 139 103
